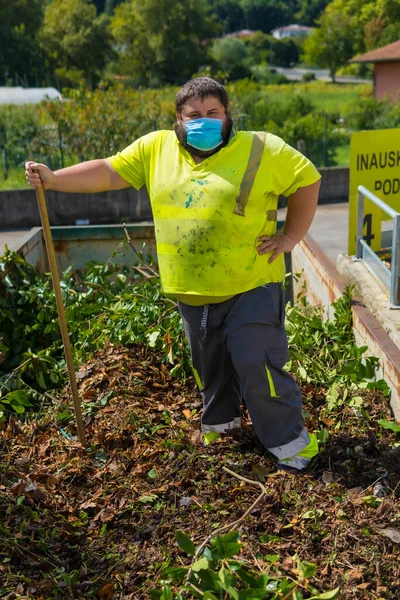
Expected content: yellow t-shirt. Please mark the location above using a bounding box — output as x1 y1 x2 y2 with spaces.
108 130 320 302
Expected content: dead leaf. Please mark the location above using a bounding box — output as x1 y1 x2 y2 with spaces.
348 569 363 580
10 480 25 497
322 471 334 484
321 417 335 426
190 430 202 445
24 478 38 493
251 463 275 481
183 409 192 419
357 583 370 590
377 528 400 544
93 508 115 523
282 555 293 568
99 582 115 599
108 461 121 474
80 500 98 510
15 457 30 468
348 487 363 495
320 563 329 576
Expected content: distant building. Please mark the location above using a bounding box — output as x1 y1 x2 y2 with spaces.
349 40 400 103
223 29 256 40
271 24 313 40
0 87 61 105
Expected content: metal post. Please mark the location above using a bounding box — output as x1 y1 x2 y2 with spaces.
356 189 364 259
391 214 400 307
2 147 8 180
58 122 64 169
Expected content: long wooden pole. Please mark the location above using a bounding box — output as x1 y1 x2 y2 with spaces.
34 173 87 448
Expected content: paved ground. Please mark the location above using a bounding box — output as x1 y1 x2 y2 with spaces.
0 229 30 255
274 67 371 85
279 202 349 265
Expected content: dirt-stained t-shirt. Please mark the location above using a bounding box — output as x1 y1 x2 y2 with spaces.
108 130 321 300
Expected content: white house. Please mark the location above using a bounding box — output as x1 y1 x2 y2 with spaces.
271 24 313 40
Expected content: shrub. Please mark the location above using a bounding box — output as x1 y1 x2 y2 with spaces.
46 86 176 161
302 71 316 82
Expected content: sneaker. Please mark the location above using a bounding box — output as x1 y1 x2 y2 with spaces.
277 433 319 473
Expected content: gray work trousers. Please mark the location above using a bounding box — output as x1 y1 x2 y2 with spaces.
178 284 310 457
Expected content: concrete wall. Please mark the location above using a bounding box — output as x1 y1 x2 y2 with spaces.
0 186 152 228
317 166 349 203
1 166 349 228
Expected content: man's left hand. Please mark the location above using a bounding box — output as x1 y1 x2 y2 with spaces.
257 232 297 263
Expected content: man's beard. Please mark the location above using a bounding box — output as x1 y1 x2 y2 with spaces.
174 115 233 159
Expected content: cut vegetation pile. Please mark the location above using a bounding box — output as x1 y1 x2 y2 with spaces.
0 251 399 599
0 344 399 599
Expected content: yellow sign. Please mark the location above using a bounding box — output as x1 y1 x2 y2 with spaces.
348 129 400 255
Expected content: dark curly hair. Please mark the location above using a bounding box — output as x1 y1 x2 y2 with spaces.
175 77 229 114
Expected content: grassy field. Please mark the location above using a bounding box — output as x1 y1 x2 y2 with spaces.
0 165 28 192
334 142 351 166
255 81 372 114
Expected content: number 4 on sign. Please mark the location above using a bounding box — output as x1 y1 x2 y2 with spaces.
363 213 374 245
355 209 382 253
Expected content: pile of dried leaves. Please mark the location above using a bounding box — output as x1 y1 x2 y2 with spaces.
0 344 399 599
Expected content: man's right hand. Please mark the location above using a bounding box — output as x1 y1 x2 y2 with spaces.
25 161 56 190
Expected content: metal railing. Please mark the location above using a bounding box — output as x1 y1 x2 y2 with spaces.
356 185 400 308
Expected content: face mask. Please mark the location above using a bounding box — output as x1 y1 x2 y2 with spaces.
184 117 224 151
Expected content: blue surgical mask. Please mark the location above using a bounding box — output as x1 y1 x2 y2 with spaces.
184 117 224 151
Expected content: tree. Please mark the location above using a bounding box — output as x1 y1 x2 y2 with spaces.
295 0 331 26
110 0 217 86
240 0 297 33
247 32 299 68
206 0 245 34
0 0 45 84
304 0 400 81
211 37 251 80
38 0 114 86
302 0 355 81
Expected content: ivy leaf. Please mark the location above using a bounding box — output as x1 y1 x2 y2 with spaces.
192 557 209 571
266 554 280 563
138 495 158 503
302 509 324 519
298 366 307 379
211 531 242 559
175 530 195 556
377 420 400 433
147 329 161 347
163 566 187 584
4 390 32 407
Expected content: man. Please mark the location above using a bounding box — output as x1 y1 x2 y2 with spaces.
26 77 321 472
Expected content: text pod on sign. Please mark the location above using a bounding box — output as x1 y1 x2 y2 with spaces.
374 178 400 196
